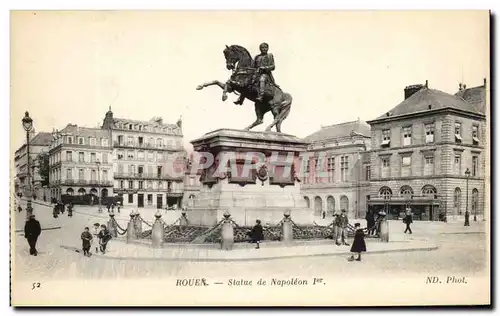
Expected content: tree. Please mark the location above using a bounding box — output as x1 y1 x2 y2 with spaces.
37 152 49 186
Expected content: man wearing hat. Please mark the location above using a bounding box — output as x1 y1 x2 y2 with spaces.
24 214 41 256
403 207 413 234
335 209 350 246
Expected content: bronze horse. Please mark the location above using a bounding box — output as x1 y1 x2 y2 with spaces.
196 45 292 133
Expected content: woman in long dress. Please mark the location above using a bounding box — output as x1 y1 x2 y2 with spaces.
348 223 367 261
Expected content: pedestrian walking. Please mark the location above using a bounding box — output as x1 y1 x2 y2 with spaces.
17 206 22 213
98 225 112 254
249 219 264 249
117 201 121 213
92 223 101 253
365 209 375 236
348 223 366 262
24 214 41 256
67 202 74 217
322 211 326 219
336 210 350 246
464 210 470 226
52 204 59 218
403 208 413 234
81 227 93 257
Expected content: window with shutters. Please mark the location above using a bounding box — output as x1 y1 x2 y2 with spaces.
402 126 412 146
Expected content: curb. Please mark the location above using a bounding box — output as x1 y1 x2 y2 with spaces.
15 226 62 233
60 244 438 262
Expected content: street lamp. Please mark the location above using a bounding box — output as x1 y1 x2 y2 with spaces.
22 111 33 218
96 159 102 213
465 168 471 226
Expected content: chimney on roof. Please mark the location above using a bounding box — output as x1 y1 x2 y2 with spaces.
425 80 428 88
404 84 424 100
484 78 487 87
459 83 463 91
463 84 467 89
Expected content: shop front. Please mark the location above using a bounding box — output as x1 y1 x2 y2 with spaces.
368 196 441 221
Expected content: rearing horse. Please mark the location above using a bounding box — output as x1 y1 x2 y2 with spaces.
196 44 292 133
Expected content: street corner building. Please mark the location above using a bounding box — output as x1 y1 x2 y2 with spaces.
14 131 53 199
365 80 487 221
301 119 372 220
100 108 186 209
48 123 114 204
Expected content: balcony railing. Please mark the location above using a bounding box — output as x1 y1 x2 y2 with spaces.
113 172 183 181
113 141 183 151
115 187 183 193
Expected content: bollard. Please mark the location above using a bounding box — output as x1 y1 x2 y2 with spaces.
126 211 137 243
134 211 143 238
107 212 118 238
281 210 293 244
380 216 389 242
179 211 188 226
151 211 164 248
220 211 234 251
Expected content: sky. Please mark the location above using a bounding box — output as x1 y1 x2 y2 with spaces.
10 11 489 153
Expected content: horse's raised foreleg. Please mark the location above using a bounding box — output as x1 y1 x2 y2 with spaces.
196 80 229 101
244 103 265 131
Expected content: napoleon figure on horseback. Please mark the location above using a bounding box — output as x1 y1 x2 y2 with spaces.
196 43 292 133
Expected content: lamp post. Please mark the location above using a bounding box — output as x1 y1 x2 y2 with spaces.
96 159 102 213
22 111 33 218
465 168 471 226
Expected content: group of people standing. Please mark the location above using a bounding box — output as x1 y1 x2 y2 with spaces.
81 223 112 257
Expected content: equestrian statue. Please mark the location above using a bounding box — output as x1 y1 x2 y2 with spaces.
196 43 292 133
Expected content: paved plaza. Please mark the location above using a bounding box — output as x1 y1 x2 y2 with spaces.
12 199 488 281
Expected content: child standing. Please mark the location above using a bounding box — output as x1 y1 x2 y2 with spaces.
92 223 101 253
81 227 93 257
348 223 367 262
98 224 112 254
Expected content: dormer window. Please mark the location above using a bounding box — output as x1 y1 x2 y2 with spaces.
78 137 84 145
67 136 73 144
129 124 133 130
381 129 391 147
454 122 462 143
472 125 479 145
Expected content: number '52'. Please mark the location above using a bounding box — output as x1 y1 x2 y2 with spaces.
31 283 41 290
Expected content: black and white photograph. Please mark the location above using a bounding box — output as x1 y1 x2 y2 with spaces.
9 10 490 306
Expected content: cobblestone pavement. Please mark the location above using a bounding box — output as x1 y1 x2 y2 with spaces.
12 201 488 281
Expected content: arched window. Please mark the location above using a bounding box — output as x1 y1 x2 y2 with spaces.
400 185 414 198
90 188 97 196
66 188 74 195
78 188 86 196
101 188 108 198
471 189 479 213
454 187 462 215
327 196 335 215
422 185 437 198
340 195 349 213
379 187 392 200
303 196 310 208
314 196 322 216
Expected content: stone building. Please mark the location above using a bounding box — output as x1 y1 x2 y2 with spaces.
366 80 487 220
101 108 185 209
14 131 52 198
301 119 372 219
48 124 114 201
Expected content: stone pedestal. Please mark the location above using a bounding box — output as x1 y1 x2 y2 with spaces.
188 129 313 227
126 213 136 244
380 219 389 242
108 213 117 238
220 213 234 250
282 218 293 243
151 212 164 248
